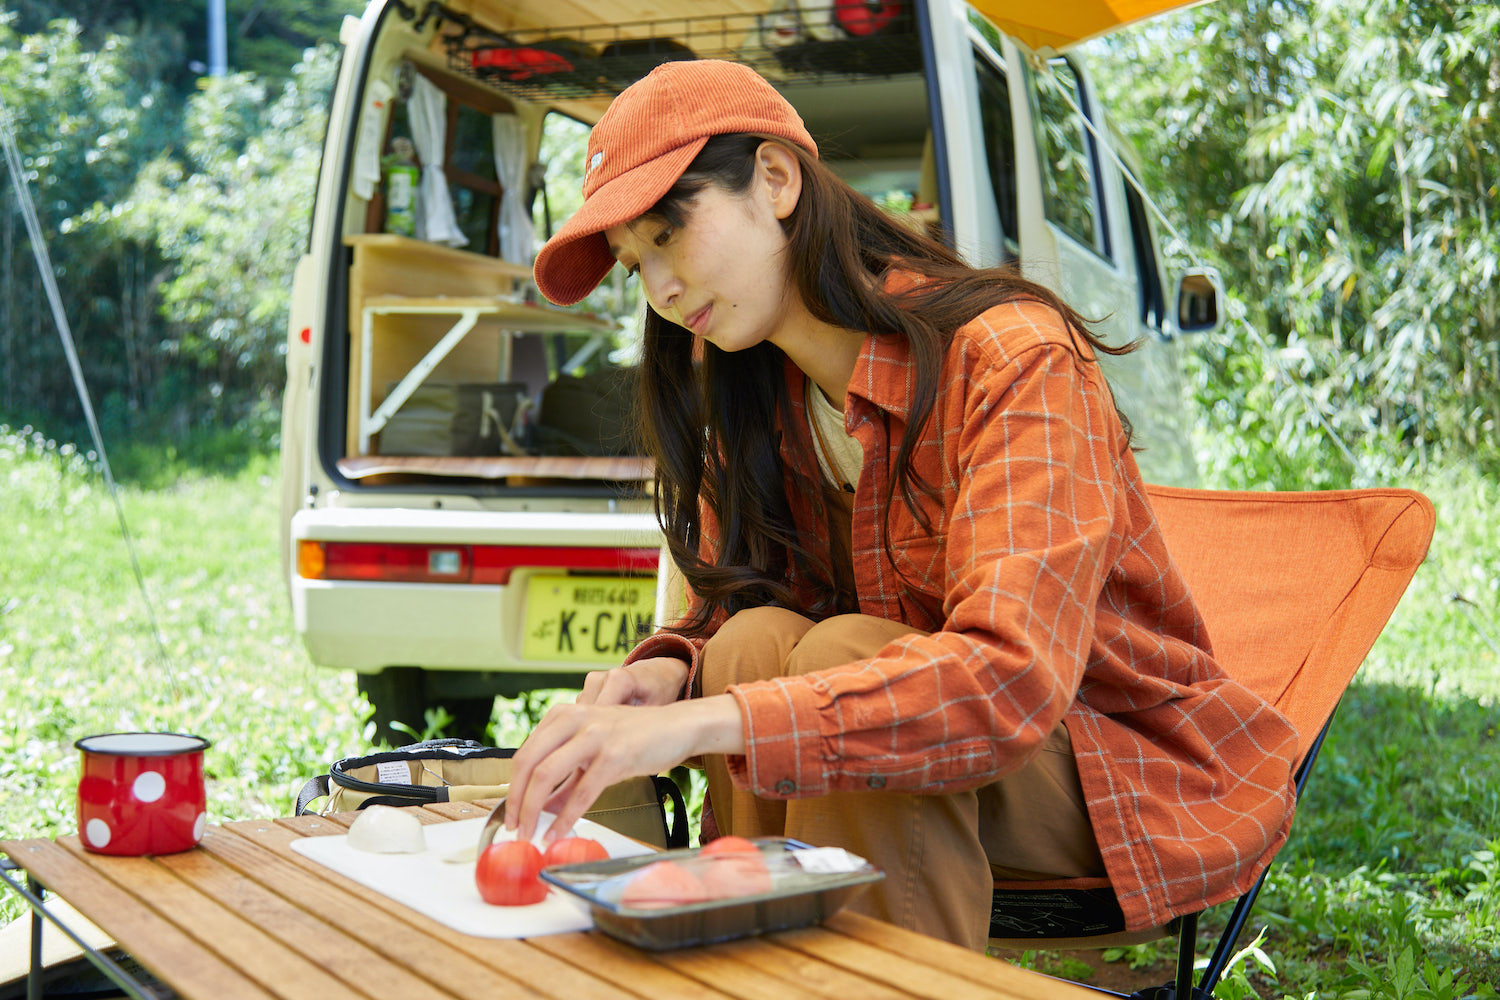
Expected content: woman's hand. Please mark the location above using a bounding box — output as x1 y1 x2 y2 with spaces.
576 656 689 707
503 694 744 844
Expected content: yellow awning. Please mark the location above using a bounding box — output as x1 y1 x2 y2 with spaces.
970 0 1212 53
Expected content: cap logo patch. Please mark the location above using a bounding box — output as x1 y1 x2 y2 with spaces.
588 151 603 174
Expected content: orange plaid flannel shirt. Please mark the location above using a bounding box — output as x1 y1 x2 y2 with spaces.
627 297 1299 931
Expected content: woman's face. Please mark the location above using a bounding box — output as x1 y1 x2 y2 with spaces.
604 147 803 353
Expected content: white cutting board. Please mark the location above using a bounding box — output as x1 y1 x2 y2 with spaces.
290 814 654 938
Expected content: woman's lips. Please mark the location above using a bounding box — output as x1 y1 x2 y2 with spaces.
683 304 711 334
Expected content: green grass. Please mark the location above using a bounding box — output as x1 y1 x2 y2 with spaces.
2 423 1499 996
0 425 368 873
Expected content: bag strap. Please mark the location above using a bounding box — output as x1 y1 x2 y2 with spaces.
654 775 689 849
393 737 488 752
295 774 330 816
303 739 501 814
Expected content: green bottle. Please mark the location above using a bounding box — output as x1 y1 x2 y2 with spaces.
382 137 419 237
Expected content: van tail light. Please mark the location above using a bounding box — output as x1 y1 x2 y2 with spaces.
297 541 658 585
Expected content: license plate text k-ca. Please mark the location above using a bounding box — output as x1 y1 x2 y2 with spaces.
523 574 655 663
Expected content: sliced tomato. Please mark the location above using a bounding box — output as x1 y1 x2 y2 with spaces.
541 836 609 867
699 835 760 857
475 840 548 906
620 860 711 909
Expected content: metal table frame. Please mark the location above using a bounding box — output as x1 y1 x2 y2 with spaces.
0 856 162 1000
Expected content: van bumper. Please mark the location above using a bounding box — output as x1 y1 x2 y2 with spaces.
289 506 664 675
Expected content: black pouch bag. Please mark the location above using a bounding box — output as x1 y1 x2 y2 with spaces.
295 738 688 849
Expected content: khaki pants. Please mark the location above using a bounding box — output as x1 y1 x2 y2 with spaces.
701 606 1106 951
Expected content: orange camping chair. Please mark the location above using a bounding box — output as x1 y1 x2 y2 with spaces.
988 485 1436 999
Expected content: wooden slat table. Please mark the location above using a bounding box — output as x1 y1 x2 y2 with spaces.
3 804 1098 1000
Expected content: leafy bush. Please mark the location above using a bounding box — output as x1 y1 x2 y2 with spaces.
2 19 335 450
1092 0 1500 479
118 44 337 429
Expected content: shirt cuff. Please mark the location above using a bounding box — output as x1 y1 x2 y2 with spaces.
726 676 829 799
623 632 699 701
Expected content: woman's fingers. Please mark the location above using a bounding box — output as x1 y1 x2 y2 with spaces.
504 695 742 844
575 658 690 708
505 705 658 842
539 755 624 843
503 704 587 840
575 668 615 706
576 667 635 706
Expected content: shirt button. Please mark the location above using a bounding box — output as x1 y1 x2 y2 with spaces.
775 779 797 796
866 776 887 790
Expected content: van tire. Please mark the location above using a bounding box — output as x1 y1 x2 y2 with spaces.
357 667 494 746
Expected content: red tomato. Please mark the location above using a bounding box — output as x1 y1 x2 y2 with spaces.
620 860 711 909
475 840 548 906
699 835 759 857
541 836 609 868
701 854 773 900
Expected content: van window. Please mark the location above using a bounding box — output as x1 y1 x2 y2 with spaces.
973 53 1019 248
533 112 590 244
1033 57 1108 259
382 72 508 256
446 102 503 255
1124 180 1167 331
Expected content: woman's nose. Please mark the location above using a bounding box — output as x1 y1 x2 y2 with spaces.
639 259 682 316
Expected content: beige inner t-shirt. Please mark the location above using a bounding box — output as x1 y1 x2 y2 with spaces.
807 382 862 494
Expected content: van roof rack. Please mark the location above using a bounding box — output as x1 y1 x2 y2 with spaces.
408 0 923 102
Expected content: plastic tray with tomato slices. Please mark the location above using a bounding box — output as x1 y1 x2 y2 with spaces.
539 836 884 950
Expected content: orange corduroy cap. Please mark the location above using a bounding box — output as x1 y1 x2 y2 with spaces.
531 60 818 306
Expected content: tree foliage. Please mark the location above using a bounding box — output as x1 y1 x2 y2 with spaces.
0 13 166 438
6 0 360 90
119 46 337 432
1093 0 1500 484
1 10 337 446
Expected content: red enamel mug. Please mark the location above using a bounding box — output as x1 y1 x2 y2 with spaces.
75 732 211 856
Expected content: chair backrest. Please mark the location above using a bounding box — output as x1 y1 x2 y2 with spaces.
1144 485 1435 764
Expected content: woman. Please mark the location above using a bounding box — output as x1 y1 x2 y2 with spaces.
505 59 1298 950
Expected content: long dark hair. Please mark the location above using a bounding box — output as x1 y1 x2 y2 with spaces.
634 134 1134 637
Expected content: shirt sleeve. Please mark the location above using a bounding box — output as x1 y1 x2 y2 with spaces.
621 502 724 699
726 337 1129 799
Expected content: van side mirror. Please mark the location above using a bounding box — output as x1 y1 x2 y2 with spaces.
1173 267 1225 336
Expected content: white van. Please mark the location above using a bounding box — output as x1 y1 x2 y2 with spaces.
280 0 1223 742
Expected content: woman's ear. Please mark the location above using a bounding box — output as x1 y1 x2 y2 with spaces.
755 141 803 221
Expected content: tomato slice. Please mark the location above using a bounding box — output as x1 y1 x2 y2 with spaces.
699 835 759 857
475 840 548 906
620 860 711 909
541 836 609 868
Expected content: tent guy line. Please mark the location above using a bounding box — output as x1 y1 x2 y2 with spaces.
0 99 181 701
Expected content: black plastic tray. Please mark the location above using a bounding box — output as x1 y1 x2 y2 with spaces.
540 837 883 950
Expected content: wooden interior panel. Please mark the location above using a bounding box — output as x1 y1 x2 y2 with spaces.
344 234 532 454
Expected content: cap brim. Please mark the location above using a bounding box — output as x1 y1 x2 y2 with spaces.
532 138 709 306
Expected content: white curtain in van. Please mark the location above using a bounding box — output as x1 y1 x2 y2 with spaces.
408 76 468 247
351 79 393 201
491 114 533 263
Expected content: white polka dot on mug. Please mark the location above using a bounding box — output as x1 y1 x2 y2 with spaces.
75 733 211 856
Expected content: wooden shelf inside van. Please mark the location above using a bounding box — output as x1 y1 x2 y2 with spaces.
343 233 535 283
343 233 621 457
337 454 654 483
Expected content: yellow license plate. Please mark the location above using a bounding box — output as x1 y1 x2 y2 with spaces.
523 574 657 664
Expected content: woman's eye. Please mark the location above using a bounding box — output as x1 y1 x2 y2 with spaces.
653 226 674 248
625 263 640 278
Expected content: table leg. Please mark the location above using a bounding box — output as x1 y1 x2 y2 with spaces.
26 874 41 1000
0 860 162 1000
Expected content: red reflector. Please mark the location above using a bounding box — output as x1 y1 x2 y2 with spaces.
312 543 658 585
471 546 660 585
320 543 470 583
299 327 312 344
